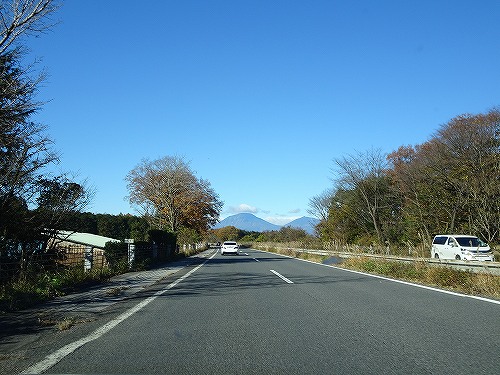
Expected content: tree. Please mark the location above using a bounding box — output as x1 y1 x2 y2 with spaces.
177 226 200 246
275 226 309 242
33 176 91 242
0 0 60 55
387 145 435 243
322 187 372 244
0 49 56 208
308 188 333 222
333 149 392 244
126 156 223 236
0 0 92 267
387 108 500 244
427 110 500 241
210 226 243 242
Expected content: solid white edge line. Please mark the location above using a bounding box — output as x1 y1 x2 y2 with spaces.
253 249 500 305
21 251 218 375
270 269 294 284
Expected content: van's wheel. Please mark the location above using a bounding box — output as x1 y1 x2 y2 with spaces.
434 253 439 259
455 255 461 260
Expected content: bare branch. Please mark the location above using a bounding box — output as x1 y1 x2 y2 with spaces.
0 0 60 54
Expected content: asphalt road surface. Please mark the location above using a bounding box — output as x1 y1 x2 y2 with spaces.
19 249 500 374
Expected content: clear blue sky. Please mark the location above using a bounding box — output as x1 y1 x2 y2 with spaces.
25 0 500 225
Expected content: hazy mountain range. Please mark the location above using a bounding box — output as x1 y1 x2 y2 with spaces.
214 213 319 235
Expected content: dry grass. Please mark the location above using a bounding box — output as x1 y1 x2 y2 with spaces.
38 316 94 331
263 246 500 300
340 256 500 300
105 286 127 296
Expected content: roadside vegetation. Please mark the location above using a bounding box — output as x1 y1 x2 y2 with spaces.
309 108 500 251
0 266 114 312
259 245 500 300
0 1 223 313
339 257 500 300
0 238 203 312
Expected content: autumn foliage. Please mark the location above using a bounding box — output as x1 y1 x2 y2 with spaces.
313 108 500 246
125 156 223 237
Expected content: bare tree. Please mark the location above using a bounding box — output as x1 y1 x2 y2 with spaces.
0 0 60 54
333 148 390 244
308 188 333 222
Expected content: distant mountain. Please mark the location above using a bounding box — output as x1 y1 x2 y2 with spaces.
283 216 320 235
214 213 281 232
214 213 320 235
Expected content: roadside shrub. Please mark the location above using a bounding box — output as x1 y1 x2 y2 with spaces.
0 265 113 312
462 273 500 298
426 266 471 288
104 241 128 271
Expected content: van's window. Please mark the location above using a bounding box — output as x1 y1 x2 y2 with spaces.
456 237 486 247
432 236 447 245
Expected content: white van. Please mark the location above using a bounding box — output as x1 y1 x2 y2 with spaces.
431 235 494 261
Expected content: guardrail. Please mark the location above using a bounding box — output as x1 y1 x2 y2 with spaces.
260 246 500 276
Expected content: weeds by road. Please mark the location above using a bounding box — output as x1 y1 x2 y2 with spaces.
0 248 204 313
339 256 500 300
264 246 500 300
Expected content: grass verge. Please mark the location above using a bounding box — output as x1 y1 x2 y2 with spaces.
340 257 500 300
0 247 210 313
38 316 95 331
263 246 500 300
0 266 115 312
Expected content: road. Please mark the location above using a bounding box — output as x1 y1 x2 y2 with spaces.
20 249 500 374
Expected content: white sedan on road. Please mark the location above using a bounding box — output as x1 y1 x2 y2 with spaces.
220 241 239 255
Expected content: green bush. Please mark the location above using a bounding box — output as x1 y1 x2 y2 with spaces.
0 265 114 312
104 241 128 270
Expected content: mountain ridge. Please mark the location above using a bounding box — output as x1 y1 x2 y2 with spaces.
214 213 319 235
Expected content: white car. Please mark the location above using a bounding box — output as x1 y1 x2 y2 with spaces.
220 241 239 255
431 235 494 261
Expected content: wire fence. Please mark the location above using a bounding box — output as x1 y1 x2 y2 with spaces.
0 242 178 286
252 240 431 258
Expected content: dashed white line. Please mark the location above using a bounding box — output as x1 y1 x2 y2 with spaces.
270 269 294 284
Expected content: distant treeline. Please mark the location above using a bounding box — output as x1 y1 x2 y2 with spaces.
209 225 314 243
62 212 150 241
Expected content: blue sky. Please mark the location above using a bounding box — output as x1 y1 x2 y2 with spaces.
25 0 500 225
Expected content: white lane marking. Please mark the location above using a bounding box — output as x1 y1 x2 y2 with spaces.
322 263 500 305
21 252 218 375
253 249 500 305
270 269 294 284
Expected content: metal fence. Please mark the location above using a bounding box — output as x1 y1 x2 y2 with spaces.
0 242 177 285
253 240 430 258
